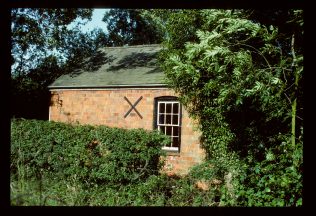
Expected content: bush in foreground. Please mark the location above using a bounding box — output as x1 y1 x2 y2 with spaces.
11 118 169 186
11 118 220 206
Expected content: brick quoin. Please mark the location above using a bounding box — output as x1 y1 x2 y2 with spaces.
49 88 205 175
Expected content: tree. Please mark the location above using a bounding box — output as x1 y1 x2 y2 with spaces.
11 55 62 119
102 9 163 46
11 8 93 77
11 8 95 119
60 28 109 74
156 9 303 206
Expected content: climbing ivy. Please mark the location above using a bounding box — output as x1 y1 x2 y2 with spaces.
155 9 303 206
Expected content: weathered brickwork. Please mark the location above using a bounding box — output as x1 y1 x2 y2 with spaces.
49 88 205 175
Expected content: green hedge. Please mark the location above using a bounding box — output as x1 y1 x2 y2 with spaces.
11 118 170 185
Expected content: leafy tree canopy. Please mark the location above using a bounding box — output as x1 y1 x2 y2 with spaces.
148 9 303 206
102 9 163 46
11 8 93 77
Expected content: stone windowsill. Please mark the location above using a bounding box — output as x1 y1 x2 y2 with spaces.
164 150 181 156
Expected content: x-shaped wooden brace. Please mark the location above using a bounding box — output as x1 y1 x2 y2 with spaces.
124 96 143 119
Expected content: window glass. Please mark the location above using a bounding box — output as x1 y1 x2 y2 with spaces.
172 137 180 148
156 99 181 151
159 126 165 134
159 103 165 113
172 114 178 125
166 126 172 136
173 103 179 113
166 114 172 124
159 114 165 124
173 126 180 137
166 103 172 113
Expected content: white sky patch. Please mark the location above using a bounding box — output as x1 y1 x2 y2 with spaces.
67 8 110 33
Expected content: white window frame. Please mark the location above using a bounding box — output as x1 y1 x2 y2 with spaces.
157 101 181 151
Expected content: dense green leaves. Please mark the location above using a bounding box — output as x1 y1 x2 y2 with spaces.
10 9 303 206
155 9 303 206
11 118 169 185
11 8 93 76
102 9 163 46
11 9 109 119
233 134 303 206
11 9 165 120
11 119 221 206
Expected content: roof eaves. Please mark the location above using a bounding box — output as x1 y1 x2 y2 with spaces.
48 83 168 90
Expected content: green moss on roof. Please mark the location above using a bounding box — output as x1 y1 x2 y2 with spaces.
49 44 166 88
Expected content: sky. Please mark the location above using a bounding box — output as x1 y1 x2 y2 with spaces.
68 9 110 33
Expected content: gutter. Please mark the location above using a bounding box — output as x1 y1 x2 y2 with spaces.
48 84 168 90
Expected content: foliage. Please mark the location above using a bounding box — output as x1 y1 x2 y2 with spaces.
10 172 220 206
11 55 61 119
11 118 222 206
60 28 109 74
154 9 303 206
229 130 303 207
141 9 204 50
11 118 169 185
102 9 163 46
11 8 93 76
10 9 111 119
10 9 101 119
10 9 304 206
11 9 164 120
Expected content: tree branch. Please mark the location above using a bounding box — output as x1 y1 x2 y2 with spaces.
296 115 303 121
229 42 272 69
284 82 295 92
291 34 296 68
291 33 298 150
284 93 291 104
282 68 288 84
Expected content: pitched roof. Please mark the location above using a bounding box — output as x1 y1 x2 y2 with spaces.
48 44 166 89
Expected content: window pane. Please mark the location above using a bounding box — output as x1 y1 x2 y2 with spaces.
172 137 180 148
173 103 179 114
166 114 172 124
166 137 172 147
159 103 165 113
166 103 172 113
159 126 165 134
173 126 180 137
166 126 172 136
172 115 178 125
155 99 182 150
159 114 165 124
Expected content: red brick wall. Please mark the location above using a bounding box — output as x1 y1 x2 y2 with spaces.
49 88 205 175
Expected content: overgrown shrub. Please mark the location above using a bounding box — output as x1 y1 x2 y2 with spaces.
231 133 303 207
157 9 303 206
187 134 303 207
11 118 170 185
11 118 222 206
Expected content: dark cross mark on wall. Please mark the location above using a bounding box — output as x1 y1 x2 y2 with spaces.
124 96 143 119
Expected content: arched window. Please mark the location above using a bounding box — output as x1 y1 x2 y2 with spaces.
154 96 182 152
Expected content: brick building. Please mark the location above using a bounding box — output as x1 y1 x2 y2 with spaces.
48 44 205 175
